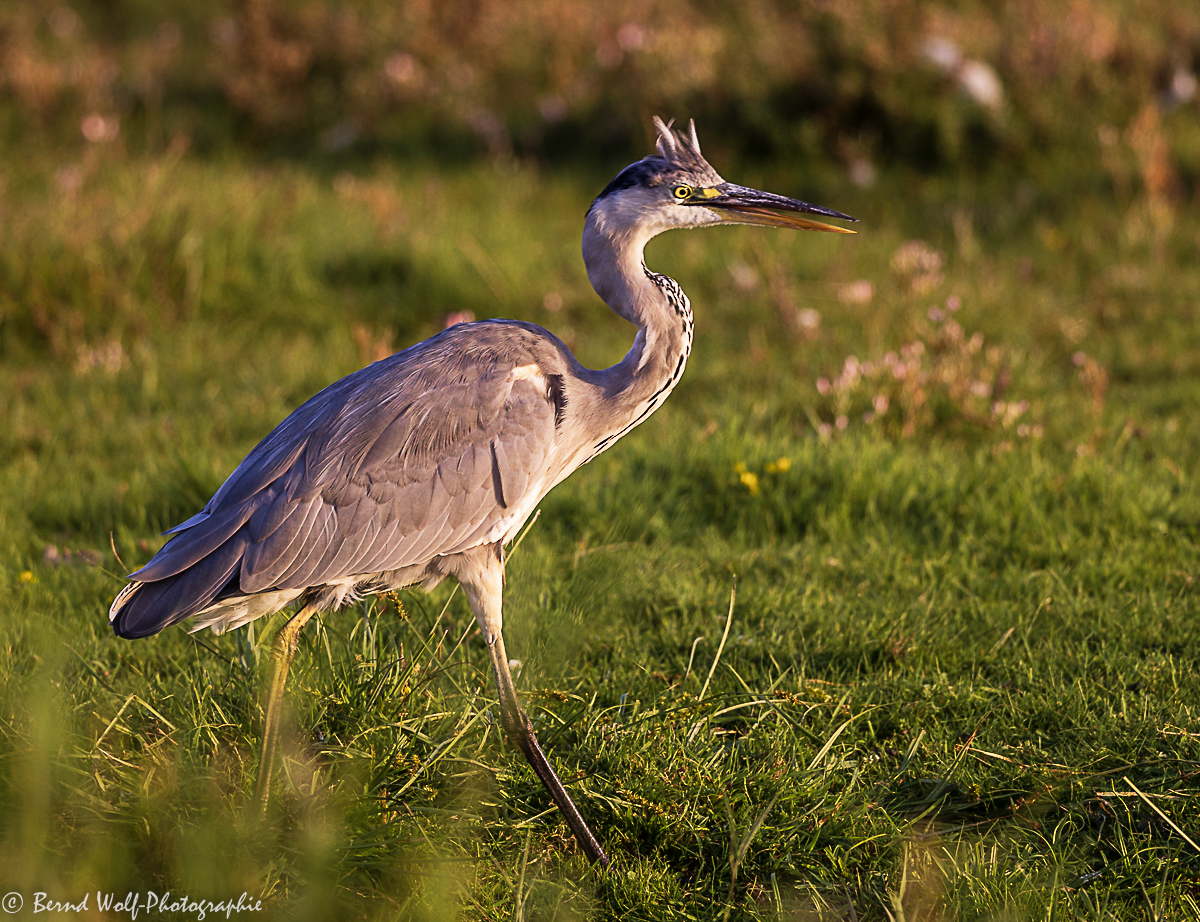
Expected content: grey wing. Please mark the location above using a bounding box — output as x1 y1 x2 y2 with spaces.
129 323 561 598
236 375 554 592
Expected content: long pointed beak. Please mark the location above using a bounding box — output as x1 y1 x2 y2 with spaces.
698 183 857 234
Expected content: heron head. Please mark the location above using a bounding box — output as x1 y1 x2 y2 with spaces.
588 117 857 239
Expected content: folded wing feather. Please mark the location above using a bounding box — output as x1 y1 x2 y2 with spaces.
122 323 562 625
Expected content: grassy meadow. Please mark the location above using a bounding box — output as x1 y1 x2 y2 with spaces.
1 135 1199 921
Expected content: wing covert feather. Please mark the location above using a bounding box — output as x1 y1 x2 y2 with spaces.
186 322 567 595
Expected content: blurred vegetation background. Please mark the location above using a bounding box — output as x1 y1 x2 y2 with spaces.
3 0 1200 370
2 0 1199 175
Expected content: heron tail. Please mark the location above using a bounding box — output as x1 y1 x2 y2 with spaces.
109 539 245 639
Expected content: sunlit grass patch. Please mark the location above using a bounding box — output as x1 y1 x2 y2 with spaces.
0 148 1198 919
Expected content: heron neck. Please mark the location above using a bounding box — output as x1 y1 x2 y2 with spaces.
579 211 694 442
585 213 692 341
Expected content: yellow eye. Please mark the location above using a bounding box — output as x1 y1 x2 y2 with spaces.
673 185 693 199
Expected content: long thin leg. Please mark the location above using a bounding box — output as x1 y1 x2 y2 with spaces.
255 603 320 811
449 545 610 866
486 631 610 868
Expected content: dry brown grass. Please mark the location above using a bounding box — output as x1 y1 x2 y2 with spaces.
2 0 1198 181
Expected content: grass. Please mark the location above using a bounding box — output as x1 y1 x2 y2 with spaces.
0 142 1199 920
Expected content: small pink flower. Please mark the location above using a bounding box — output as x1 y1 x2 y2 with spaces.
81 114 119 142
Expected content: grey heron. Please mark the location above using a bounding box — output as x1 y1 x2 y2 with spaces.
109 118 856 867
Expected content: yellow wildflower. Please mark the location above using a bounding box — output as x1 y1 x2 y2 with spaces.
739 471 760 495
775 456 791 472
19 571 35 583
